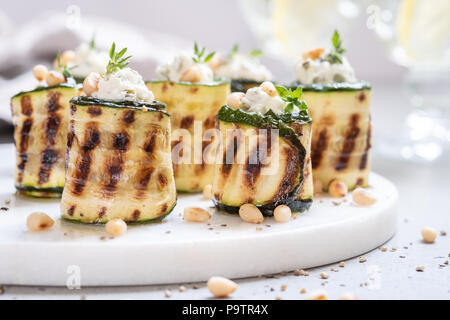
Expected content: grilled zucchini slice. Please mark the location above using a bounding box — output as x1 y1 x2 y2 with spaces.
61 96 176 223
289 81 372 191
10 84 81 198
212 106 313 216
146 80 230 192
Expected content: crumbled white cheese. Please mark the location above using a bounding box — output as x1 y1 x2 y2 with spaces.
215 53 272 82
156 52 213 83
295 56 356 84
241 86 292 114
93 67 154 102
69 44 109 78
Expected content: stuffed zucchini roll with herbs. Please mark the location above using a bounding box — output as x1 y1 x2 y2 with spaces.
61 44 176 223
10 61 81 197
212 82 313 216
147 43 230 192
289 30 372 191
209 45 272 92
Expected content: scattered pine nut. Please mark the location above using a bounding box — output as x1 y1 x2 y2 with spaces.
260 81 277 97
105 218 127 237
184 207 211 223
416 266 425 272
227 92 246 109
273 205 291 223
202 184 213 200
359 257 367 263
302 48 325 60
142 106 148 112
45 70 66 86
304 290 328 300
239 204 264 224
275 296 282 300
421 227 437 243
83 72 100 96
320 272 329 279
165 289 172 297
300 288 306 294
339 261 345 268
352 187 377 206
281 285 287 291
304 271 310 276
380 247 387 252
32 64 48 82
207 276 237 298
440 230 446 236
26 212 54 231
340 292 358 300
328 179 347 198
294 269 305 276
178 286 186 292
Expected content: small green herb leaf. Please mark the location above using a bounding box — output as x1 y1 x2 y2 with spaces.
106 42 132 74
192 42 215 64
323 29 346 64
89 34 96 50
275 85 308 114
249 49 263 58
56 50 77 80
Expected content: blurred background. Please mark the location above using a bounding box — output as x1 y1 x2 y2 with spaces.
0 0 449 162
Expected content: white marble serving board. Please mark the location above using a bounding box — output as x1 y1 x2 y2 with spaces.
0 143 398 286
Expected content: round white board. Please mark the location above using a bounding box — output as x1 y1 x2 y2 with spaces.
0 144 398 286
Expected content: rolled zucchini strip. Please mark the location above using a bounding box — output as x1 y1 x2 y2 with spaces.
230 79 262 93
212 106 313 216
10 85 80 198
146 80 230 192
289 81 372 191
61 97 176 223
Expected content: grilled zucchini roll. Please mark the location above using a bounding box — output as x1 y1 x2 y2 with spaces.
11 81 80 197
61 97 175 223
290 30 372 191
296 82 372 190
150 44 230 192
209 45 272 92
212 83 313 216
61 43 176 223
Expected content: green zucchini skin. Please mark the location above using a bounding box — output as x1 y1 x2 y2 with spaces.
16 186 64 198
286 80 371 92
230 79 262 92
213 106 313 215
70 96 168 113
11 84 80 99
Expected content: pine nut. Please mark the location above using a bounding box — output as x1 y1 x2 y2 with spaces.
328 179 347 198
352 187 376 206
105 218 127 237
180 65 202 83
239 204 264 224
203 184 213 200
227 92 245 109
260 81 277 97
60 50 76 65
32 64 48 82
421 227 437 243
340 292 358 300
207 276 237 298
302 48 325 60
26 212 54 231
45 70 66 86
184 207 211 222
83 72 101 96
304 289 328 300
273 205 291 223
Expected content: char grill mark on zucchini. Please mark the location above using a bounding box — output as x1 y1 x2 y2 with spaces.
335 113 360 171
62 97 176 223
359 120 371 170
17 95 34 183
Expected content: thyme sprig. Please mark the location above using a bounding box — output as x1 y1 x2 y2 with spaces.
56 51 77 80
192 42 215 63
323 29 346 64
275 85 308 114
106 42 132 74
